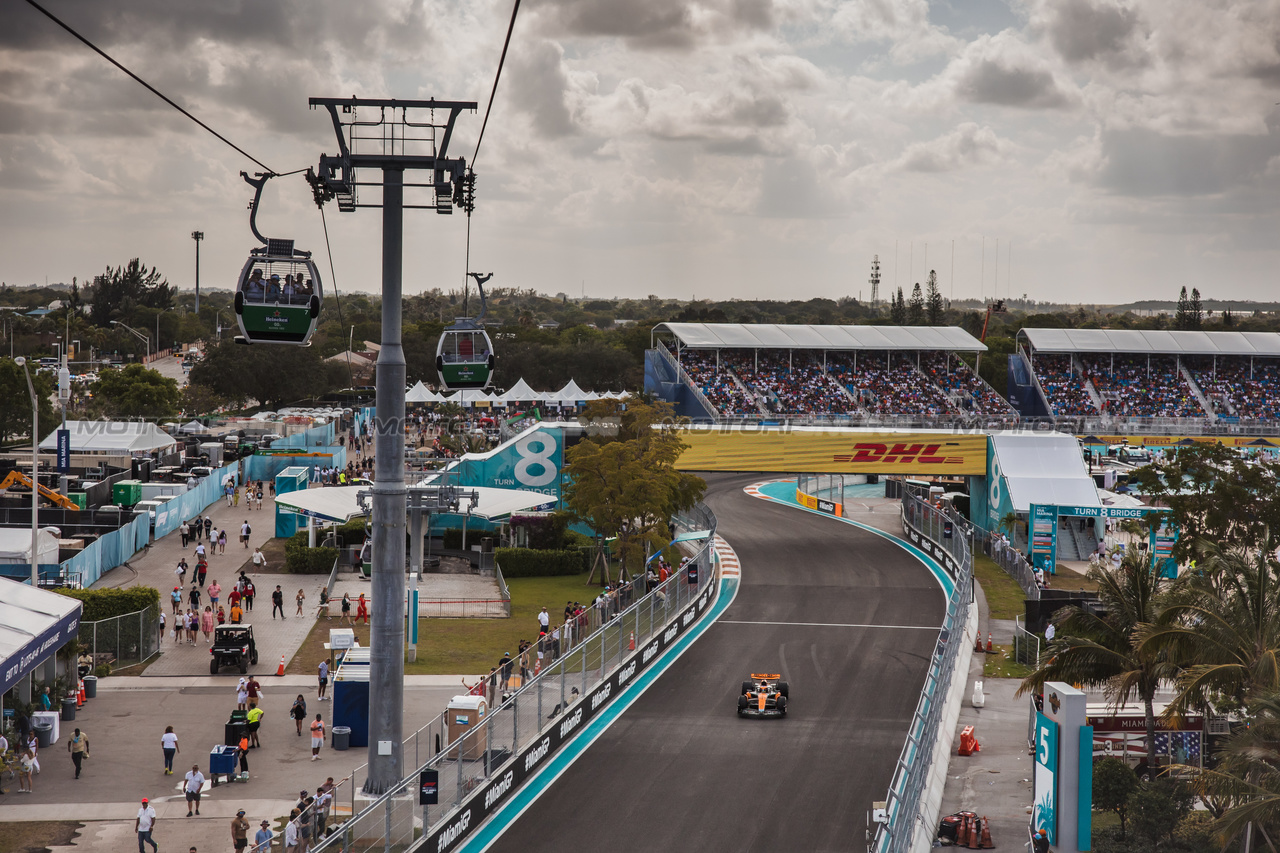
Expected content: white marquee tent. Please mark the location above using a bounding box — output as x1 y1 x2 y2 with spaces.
40 421 178 454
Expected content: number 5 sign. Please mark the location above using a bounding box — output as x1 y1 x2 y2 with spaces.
1035 710 1059 843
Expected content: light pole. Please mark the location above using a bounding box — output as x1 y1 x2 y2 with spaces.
14 357 39 587
110 320 150 363
192 231 204 314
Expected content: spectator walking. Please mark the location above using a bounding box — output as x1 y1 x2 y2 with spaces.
209 580 221 608
67 727 89 779
197 560 208 587
295 588 306 616
252 548 267 573
272 586 286 619
231 810 251 853
184 764 205 815
310 715 325 760
290 695 307 736
244 581 256 611
17 747 35 792
218 529 228 555
356 593 369 625
246 676 261 709
171 586 182 615
189 584 202 610
161 726 179 775
135 797 159 853
339 594 352 625
317 660 329 701
241 520 252 548
204 516 213 541
201 607 215 643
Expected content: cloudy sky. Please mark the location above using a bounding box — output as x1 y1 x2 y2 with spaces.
2 0 1279 306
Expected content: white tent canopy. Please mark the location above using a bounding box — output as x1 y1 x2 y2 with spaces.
405 381 435 403
551 379 589 405
40 421 178 454
0 529 60 565
0 575 82 696
990 433 1101 513
499 378 541 404
179 420 210 434
274 484 554 523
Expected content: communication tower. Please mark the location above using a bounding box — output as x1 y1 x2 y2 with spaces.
869 255 881 307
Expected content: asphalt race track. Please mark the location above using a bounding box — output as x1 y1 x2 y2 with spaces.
483 473 947 853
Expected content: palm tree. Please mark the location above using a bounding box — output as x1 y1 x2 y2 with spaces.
1018 551 1176 764
1137 539 1280 715
998 511 1025 550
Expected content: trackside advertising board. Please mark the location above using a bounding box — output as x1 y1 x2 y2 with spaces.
676 428 986 476
425 578 718 853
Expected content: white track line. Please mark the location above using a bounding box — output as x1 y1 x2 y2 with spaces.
718 619 939 630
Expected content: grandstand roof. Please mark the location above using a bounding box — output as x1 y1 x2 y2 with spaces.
655 323 986 352
1020 328 1280 357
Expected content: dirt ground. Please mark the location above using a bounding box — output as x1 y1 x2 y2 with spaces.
0 821 82 853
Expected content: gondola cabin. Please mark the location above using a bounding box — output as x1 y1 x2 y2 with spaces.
436 322 494 390
233 238 322 345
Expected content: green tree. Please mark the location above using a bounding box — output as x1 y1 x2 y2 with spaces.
1093 756 1139 840
180 384 229 418
1138 540 1280 713
1019 552 1176 764
907 282 925 325
189 339 347 409
890 287 907 325
562 399 705 585
1189 287 1204 329
925 271 944 325
90 364 181 418
88 259 174 327
1127 779 1193 845
1174 286 1191 330
1187 690 1280 845
0 359 57 445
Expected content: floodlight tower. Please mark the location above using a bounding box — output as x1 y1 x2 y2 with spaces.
869 255 881 307
308 96 475 795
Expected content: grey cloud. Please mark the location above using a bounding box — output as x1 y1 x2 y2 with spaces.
957 58 1072 108
1048 0 1139 63
528 0 773 51
755 156 842 218
508 41 576 138
1095 126 1280 196
893 122 1012 172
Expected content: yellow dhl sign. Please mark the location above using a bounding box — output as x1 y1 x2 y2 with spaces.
1079 434 1280 448
674 429 987 475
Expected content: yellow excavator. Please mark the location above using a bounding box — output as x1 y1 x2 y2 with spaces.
0 469 80 511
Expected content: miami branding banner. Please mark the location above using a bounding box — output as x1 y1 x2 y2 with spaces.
676 428 987 475
1035 711 1059 844
1030 503 1057 573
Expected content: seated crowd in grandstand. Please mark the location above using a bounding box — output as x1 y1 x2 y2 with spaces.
1034 354 1097 417
1084 355 1203 418
722 351 859 416
919 353 1015 416
828 353 953 416
1187 356 1280 420
678 350 761 416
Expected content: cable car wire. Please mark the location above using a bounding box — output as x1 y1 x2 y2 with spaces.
24 0 278 174
471 0 522 169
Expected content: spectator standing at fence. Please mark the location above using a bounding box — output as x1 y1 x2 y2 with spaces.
498 653 513 691
253 821 274 853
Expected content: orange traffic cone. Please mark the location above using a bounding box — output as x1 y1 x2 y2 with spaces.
276 655 286 676
628 631 635 651
974 631 984 652
957 815 970 847
985 632 993 653
979 816 995 849
968 815 982 849
77 681 85 706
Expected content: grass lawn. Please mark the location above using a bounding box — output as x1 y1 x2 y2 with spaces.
982 643 1034 680
288 572 609 676
0 821 82 853
973 554 1027 620
1053 564 1100 593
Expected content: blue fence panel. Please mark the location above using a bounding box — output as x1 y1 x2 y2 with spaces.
244 448 346 482
274 423 335 449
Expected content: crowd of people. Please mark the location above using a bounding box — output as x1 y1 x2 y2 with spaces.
241 269 316 305
828 352 953 415
1186 356 1280 420
919 352 1015 416
723 351 858 415
1034 354 1098 417
678 350 762 416
1084 355 1204 418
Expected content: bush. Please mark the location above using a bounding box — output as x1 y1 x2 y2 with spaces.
1127 779 1192 845
57 587 160 621
94 663 112 678
496 548 587 577
284 542 340 574
337 518 368 546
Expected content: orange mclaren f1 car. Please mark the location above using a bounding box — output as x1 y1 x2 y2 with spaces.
737 673 788 718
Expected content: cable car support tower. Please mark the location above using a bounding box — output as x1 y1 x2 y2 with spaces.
307 96 476 795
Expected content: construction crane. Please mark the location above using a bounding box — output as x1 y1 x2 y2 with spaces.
0 470 80 511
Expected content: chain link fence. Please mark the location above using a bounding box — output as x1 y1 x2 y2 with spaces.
1012 616 1042 668
77 604 161 671
873 492 974 853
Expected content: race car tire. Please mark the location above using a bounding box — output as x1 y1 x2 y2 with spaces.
777 695 787 715
778 682 789 698
741 681 753 696
738 695 748 711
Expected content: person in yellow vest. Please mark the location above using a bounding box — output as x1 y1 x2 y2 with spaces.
246 706 264 748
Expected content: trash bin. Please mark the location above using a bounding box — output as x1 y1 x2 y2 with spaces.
61 697 77 722
331 726 351 751
225 720 246 747
33 718 53 748
83 675 98 699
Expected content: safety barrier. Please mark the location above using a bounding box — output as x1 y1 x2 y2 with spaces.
313 502 719 853
874 492 975 853
77 604 161 670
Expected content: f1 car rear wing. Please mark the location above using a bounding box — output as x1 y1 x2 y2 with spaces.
750 673 781 680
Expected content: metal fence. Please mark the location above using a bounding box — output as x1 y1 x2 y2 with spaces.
873 492 974 853
1012 616 1041 668
77 604 161 670
313 501 719 853
796 472 880 506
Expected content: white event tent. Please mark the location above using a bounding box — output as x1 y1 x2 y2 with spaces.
40 421 178 454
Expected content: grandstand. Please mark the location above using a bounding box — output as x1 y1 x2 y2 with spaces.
645 323 1015 422
1013 329 1280 424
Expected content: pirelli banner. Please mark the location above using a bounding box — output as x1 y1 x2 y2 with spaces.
426 578 718 853
675 427 987 476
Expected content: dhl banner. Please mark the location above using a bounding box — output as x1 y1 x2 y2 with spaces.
675 428 987 475
1079 434 1280 449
